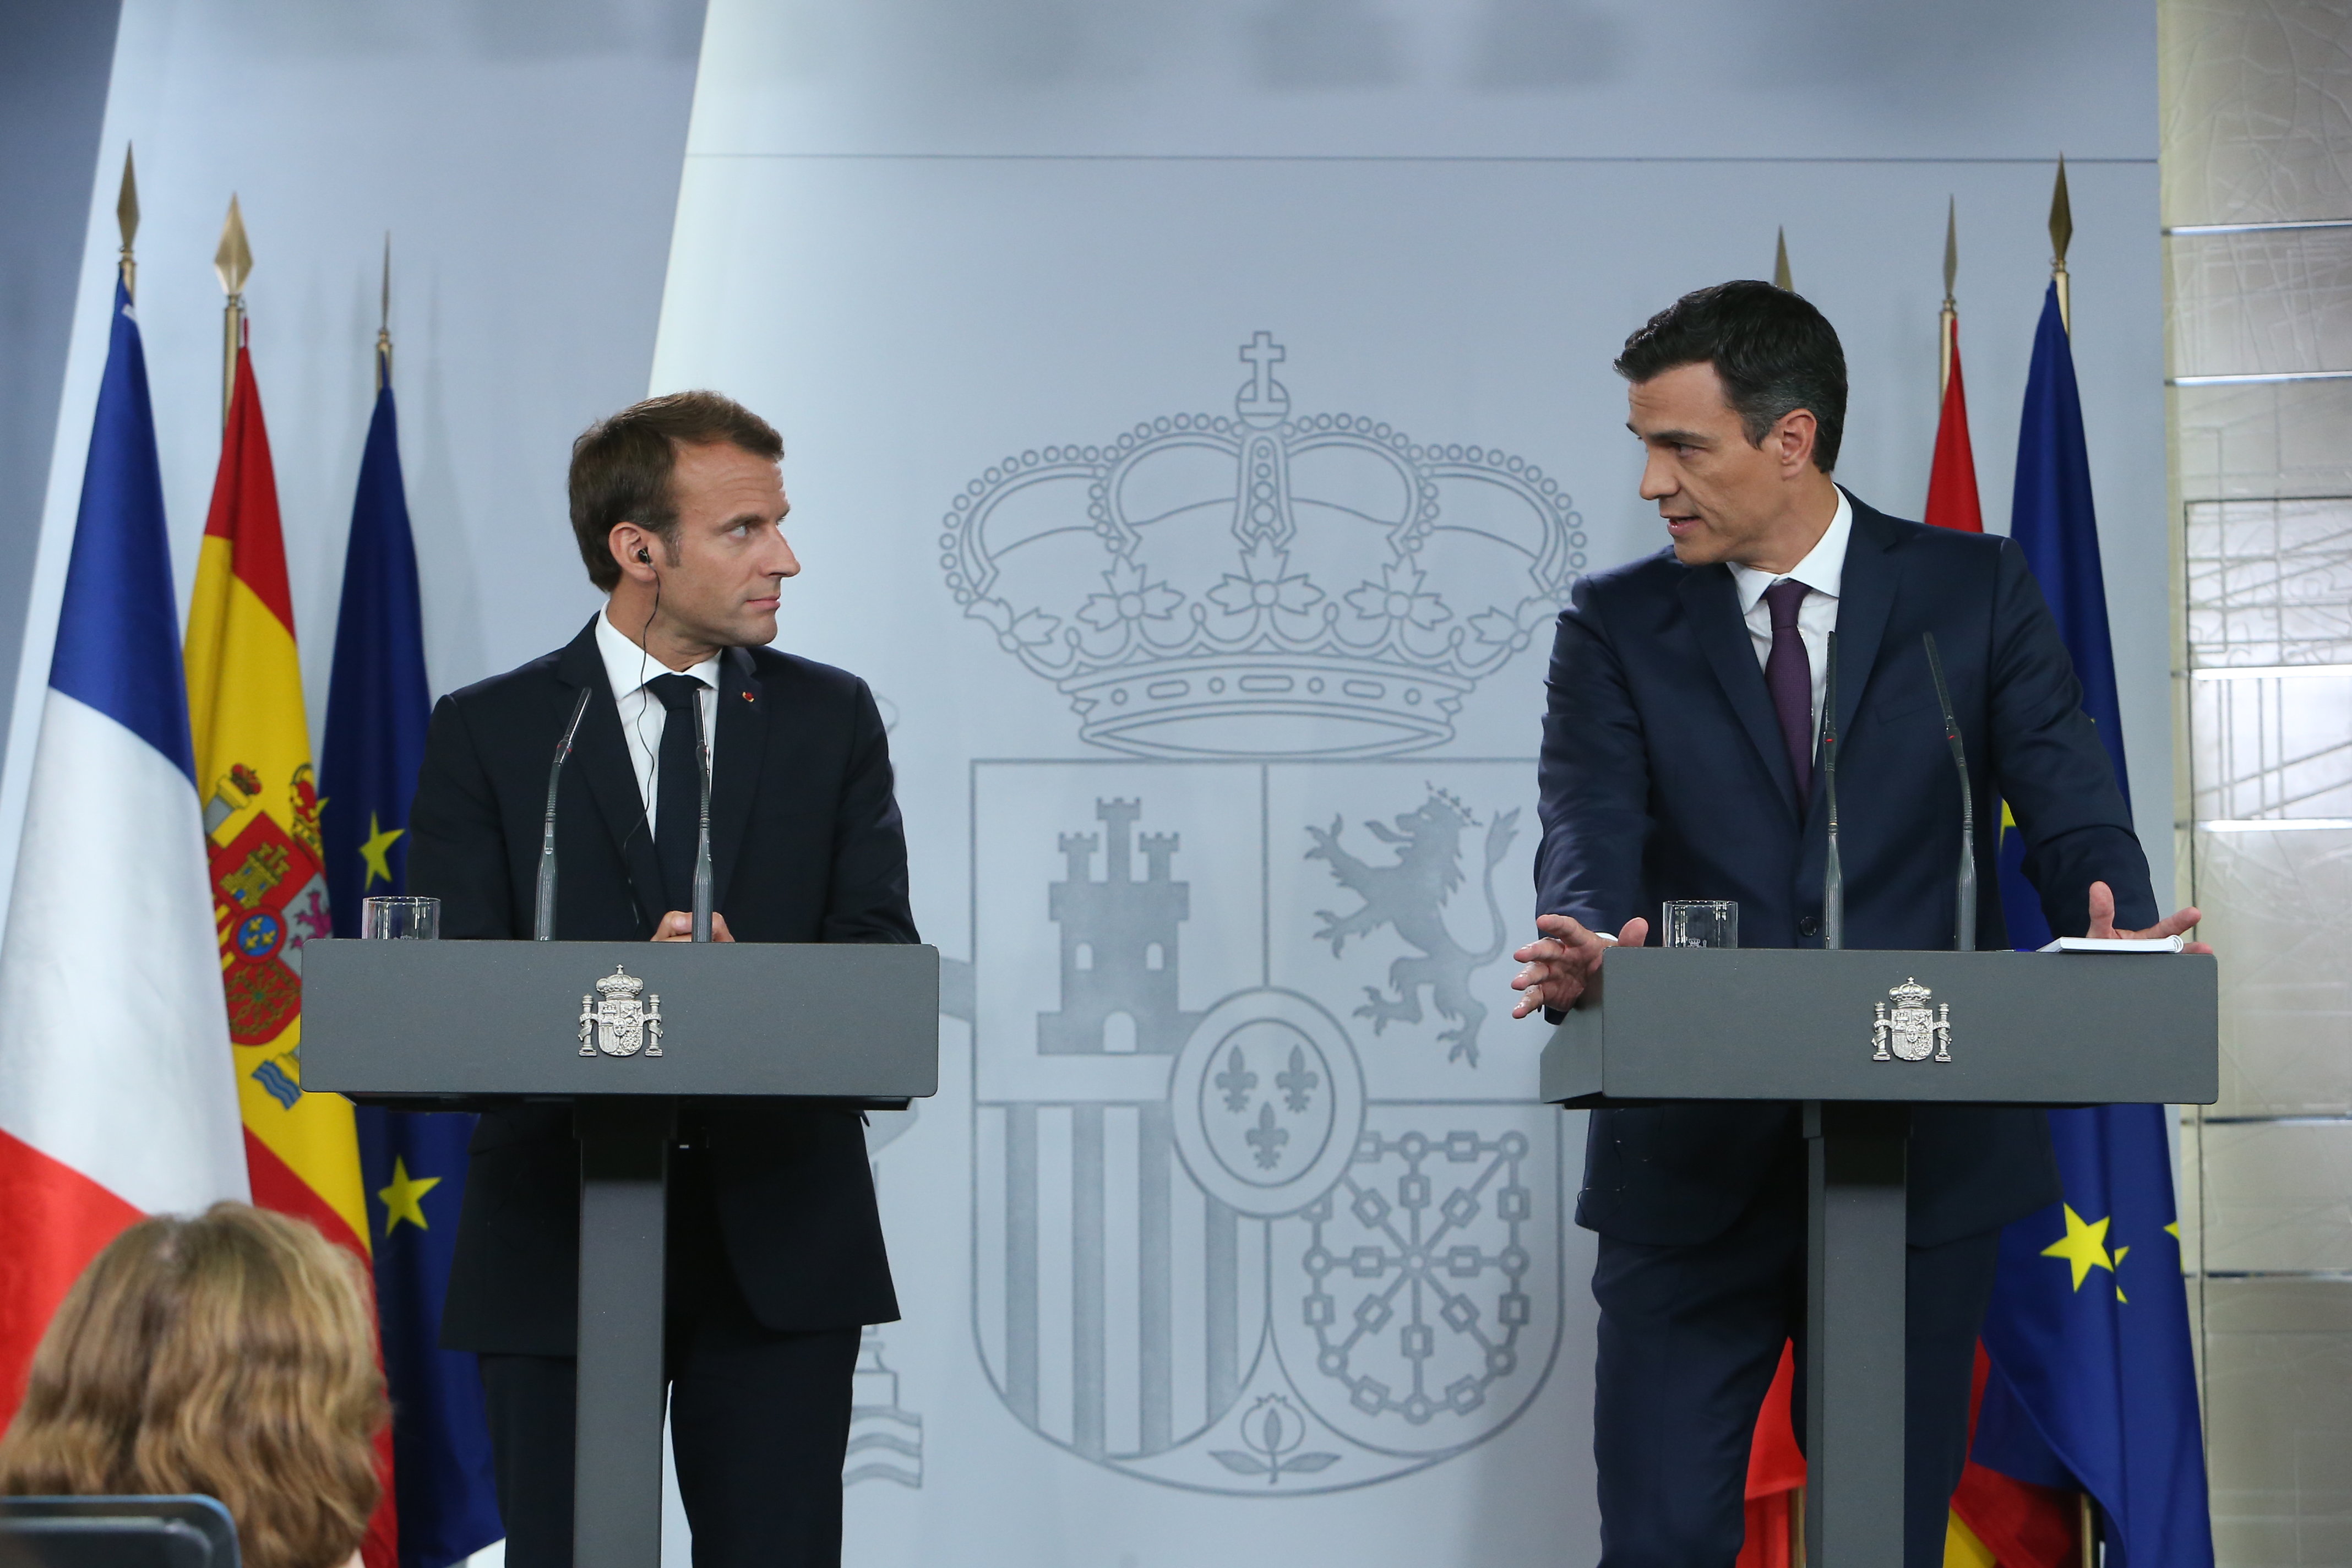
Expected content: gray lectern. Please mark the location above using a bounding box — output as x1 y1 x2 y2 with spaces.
302 939 940 1568
1542 948 2217 1566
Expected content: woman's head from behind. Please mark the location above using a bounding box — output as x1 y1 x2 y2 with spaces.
0 1202 385 1568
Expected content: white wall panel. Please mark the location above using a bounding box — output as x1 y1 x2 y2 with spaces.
654 3 2164 1561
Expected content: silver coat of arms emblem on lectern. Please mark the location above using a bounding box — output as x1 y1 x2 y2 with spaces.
579 964 663 1058
1871 977 1950 1063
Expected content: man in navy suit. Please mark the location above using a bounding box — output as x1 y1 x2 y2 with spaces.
409 391 912 1568
1509 282 2206 1567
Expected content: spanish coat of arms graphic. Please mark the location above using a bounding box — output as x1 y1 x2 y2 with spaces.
950 337 1586 1494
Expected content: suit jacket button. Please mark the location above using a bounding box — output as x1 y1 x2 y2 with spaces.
1798 914 1821 938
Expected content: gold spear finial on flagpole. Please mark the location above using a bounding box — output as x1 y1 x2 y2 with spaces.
116 146 140 300
1939 198 1958 397
214 195 253 427
376 232 393 392
1773 227 1793 290
2049 156 2073 334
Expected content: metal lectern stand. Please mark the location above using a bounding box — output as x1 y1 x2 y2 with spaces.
1542 948 2217 1566
303 939 941 1568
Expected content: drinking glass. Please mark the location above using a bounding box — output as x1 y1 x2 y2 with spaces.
1661 899 1738 949
360 895 440 940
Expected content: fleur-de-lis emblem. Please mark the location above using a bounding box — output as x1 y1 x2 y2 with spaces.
1216 1046 1257 1112
1246 1102 1289 1170
1277 1044 1319 1113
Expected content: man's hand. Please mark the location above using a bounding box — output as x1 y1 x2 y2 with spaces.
1510 913 1651 1019
651 910 734 942
2086 880 2211 955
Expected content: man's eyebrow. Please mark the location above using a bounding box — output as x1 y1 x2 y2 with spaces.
1627 423 1714 446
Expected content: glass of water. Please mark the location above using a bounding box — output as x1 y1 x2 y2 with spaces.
1661 900 1738 949
360 895 440 940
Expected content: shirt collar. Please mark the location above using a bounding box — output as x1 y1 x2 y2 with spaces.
595 606 723 700
1730 487 1853 614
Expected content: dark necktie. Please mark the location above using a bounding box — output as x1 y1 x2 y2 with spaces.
647 672 706 913
1761 579 1814 801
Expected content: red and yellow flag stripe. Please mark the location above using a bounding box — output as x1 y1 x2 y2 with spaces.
186 343 393 1568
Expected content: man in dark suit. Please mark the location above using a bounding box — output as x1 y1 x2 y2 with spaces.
407 391 914 1568
1508 283 2206 1567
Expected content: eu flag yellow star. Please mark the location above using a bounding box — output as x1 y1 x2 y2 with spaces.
360 812 404 890
2040 1203 2117 1292
378 1155 442 1234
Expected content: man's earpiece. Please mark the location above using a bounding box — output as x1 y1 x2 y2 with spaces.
637 547 652 564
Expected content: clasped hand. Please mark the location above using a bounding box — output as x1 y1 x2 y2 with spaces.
1510 880 2208 1020
651 910 734 941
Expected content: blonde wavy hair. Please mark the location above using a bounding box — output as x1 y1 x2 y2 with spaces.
0 1202 386 1568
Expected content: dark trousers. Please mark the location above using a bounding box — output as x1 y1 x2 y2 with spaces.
1591 1152 2001 1568
479 1149 862 1568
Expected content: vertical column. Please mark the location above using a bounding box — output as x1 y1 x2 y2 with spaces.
1804 1100 1909 1567
1072 1103 1106 1457
574 1097 674 1568
1005 1102 1039 1426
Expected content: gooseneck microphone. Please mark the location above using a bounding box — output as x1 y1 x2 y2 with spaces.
1820 631 1843 951
690 688 714 943
535 686 596 941
1922 632 1977 952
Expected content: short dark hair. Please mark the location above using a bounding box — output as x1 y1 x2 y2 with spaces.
568 391 784 591
1614 281 1847 472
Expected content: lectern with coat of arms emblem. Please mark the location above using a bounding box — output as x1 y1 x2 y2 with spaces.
301 938 939 1568
1542 945 2218 1565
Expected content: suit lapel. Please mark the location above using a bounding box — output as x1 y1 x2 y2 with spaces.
1680 563 1802 819
1831 493 1904 743
556 619 668 929
709 647 767 910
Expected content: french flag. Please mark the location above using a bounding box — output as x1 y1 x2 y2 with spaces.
0 275 249 1419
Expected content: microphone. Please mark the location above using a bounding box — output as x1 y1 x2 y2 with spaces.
1921 632 1976 952
535 686 596 941
1820 630 1842 950
690 684 714 943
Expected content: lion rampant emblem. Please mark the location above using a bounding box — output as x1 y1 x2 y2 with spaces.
1305 790 1520 1066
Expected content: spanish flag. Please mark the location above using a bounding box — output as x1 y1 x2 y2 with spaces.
186 337 397 1568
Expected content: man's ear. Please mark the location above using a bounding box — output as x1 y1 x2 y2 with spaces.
1772 409 1819 475
608 521 660 584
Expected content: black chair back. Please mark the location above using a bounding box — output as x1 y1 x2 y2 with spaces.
0 1496 238 1568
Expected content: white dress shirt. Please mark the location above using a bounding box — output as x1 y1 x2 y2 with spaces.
594 608 721 836
1728 488 1852 744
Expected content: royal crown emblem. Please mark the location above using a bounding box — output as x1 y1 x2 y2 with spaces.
940 334 1586 758
578 964 664 1059
1871 977 1951 1063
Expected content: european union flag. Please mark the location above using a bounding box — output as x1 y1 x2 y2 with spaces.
1970 281 2214 1567
322 357 502 1568
1998 282 2129 948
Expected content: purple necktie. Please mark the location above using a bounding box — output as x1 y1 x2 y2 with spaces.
1762 579 1813 801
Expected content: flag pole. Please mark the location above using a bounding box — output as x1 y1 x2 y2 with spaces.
1773 226 1793 290
376 232 393 392
116 146 139 301
2049 156 2073 335
1939 198 1958 398
214 195 252 426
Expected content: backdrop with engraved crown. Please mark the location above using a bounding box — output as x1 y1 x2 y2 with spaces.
0 4 2190 1567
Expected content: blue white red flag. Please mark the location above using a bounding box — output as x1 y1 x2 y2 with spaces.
0 275 248 1418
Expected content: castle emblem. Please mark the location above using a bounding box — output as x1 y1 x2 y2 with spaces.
941 334 1583 757
579 965 664 1059
1872 978 1952 1063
